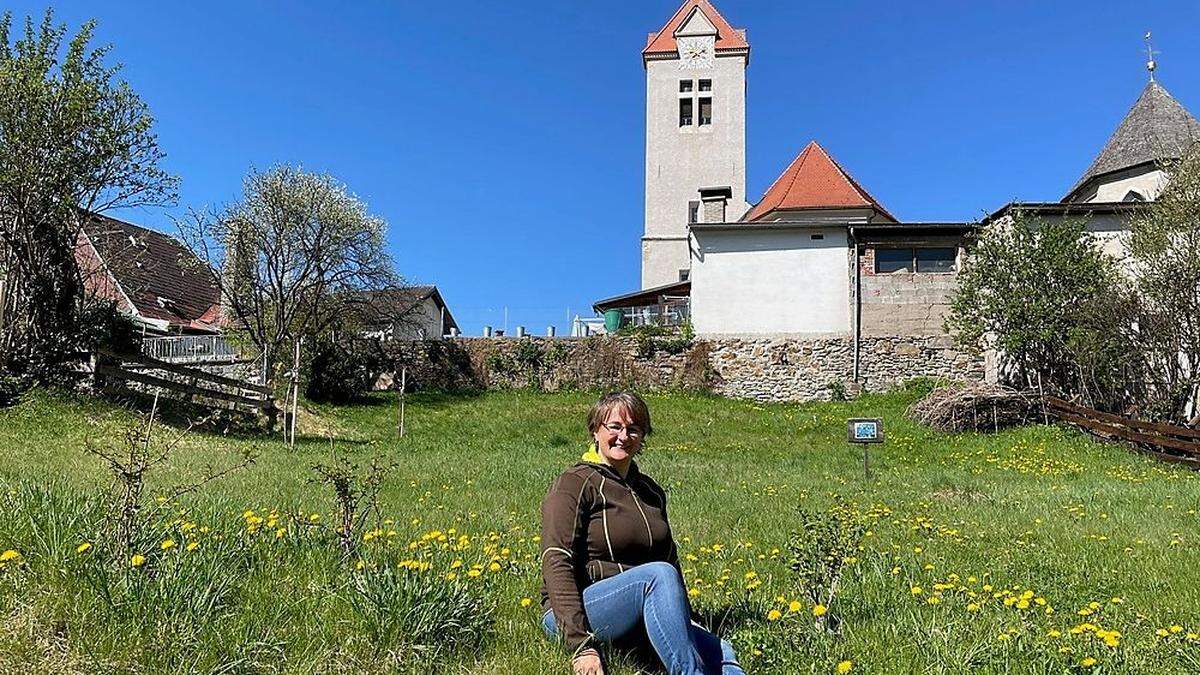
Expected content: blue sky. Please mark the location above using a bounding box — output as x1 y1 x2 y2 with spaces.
12 1 1200 335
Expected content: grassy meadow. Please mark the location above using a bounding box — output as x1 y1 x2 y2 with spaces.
1 386 1199 674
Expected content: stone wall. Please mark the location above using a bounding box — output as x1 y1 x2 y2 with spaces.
381 334 983 403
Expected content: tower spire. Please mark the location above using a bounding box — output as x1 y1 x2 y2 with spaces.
1144 31 1158 82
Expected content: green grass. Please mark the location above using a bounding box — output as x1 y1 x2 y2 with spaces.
1 387 1199 673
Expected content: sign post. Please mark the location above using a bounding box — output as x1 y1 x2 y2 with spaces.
846 418 884 480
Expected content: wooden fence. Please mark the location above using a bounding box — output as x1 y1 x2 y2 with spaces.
1045 397 1200 469
94 348 277 423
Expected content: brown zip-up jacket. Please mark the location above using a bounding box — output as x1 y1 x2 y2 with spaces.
539 455 685 652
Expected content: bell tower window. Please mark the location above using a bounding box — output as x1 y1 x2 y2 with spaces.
678 79 713 129
679 98 693 127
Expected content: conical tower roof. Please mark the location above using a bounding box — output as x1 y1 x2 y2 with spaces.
1066 80 1200 201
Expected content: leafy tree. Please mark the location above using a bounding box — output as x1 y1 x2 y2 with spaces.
1127 147 1200 421
946 213 1119 396
0 10 176 381
179 165 400 386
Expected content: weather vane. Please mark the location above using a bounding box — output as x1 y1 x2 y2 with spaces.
1144 31 1158 81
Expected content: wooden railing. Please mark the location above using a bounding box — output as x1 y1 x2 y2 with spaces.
94 348 276 420
1045 397 1200 469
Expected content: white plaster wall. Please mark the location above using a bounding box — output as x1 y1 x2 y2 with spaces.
690 227 850 335
643 52 746 288
392 297 444 340
1086 168 1166 203
642 237 692 286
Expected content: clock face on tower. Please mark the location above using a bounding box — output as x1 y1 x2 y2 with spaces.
677 36 714 70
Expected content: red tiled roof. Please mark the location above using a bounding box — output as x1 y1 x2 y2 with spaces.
643 0 748 57
742 141 896 222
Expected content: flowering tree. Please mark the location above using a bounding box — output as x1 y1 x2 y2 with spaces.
179 165 402 387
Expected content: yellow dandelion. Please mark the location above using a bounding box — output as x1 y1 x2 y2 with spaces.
1080 657 1097 668
836 661 853 674
0 550 19 562
813 604 828 617
186 541 199 552
911 586 923 595
130 554 146 567
520 597 533 608
160 539 176 551
766 609 782 621
76 542 92 554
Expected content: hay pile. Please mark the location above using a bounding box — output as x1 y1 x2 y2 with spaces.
907 382 1040 433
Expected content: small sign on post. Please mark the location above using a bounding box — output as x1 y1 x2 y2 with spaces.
847 418 884 480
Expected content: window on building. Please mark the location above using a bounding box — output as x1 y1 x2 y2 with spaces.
916 247 956 273
679 80 693 93
679 269 690 282
688 201 700 224
875 248 914 273
679 98 693 127
698 97 712 126
810 233 824 240
698 79 712 92
875 247 957 273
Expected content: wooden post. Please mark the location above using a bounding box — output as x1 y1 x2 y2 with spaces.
289 339 301 449
398 366 407 438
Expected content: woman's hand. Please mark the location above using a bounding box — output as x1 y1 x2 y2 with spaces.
572 648 604 675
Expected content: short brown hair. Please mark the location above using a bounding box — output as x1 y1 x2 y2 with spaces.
587 391 652 437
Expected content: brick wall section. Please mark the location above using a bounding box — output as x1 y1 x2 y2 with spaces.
381 335 983 403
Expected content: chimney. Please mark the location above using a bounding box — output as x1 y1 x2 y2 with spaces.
699 186 732 224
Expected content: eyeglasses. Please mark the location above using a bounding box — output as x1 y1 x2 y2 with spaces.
601 422 643 438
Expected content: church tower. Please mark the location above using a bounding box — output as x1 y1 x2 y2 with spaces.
641 1 749 289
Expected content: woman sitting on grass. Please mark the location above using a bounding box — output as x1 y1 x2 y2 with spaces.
539 391 744 675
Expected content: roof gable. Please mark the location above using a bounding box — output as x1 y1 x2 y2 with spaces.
742 141 896 222
1066 80 1200 201
80 214 222 331
676 6 717 37
644 0 748 58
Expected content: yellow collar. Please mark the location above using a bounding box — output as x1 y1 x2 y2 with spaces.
581 448 637 478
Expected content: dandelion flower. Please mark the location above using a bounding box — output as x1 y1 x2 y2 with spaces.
0 550 19 562
788 600 802 613
130 554 146 567
1080 657 1097 668
186 542 199 552
911 586 923 595
836 661 853 674
76 542 92 554
160 539 176 551
766 609 782 621
520 597 533 608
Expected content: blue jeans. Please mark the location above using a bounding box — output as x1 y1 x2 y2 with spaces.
542 561 744 675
